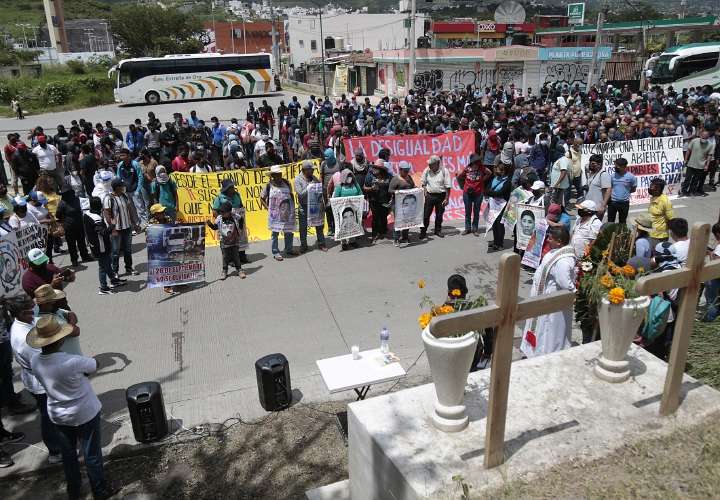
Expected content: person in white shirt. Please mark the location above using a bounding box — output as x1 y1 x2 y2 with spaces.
7 297 62 464
31 135 63 188
29 315 114 499
8 197 39 230
668 217 689 266
571 200 603 258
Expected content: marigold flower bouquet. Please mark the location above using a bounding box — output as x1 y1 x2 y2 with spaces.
416 281 486 337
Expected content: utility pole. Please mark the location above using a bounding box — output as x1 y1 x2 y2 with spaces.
319 7 327 97
409 0 416 93
586 5 605 91
269 0 279 74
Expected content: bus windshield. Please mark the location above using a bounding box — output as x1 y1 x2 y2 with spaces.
650 55 675 83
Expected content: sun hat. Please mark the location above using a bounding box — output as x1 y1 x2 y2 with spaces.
575 200 598 211
27 248 49 266
33 284 66 305
634 214 654 232
531 180 546 191
149 204 166 215
220 179 235 193
270 165 282 174
26 315 74 349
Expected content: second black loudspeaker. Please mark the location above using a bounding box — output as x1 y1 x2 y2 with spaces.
255 353 291 411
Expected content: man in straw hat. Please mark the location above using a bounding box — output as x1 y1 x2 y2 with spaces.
29 315 115 499
34 284 82 356
633 214 654 259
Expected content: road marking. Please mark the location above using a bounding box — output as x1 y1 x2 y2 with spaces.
629 205 686 213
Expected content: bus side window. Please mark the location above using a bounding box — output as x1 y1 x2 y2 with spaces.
675 52 720 79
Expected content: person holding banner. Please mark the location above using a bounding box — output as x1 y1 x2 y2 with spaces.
294 161 327 253
364 160 393 242
420 155 451 240
207 201 247 280
485 163 512 252
457 153 492 236
260 166 297 261
333 169 363 250
389 161 417 246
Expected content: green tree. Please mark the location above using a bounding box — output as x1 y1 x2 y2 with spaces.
0 38 40 67
605 3 662 23
110 4 204 58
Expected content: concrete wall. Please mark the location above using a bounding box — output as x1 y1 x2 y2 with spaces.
288 13 427 66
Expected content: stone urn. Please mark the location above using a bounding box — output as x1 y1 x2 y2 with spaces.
594 295 650 383
421 327 479 432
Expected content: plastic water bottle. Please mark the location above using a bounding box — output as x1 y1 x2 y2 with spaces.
380 327 390 355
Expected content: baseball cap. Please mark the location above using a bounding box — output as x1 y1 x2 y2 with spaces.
149 204 166 215
111 178 126 190
301 160 314 170
398 161 412 170
100 170 114 182
13 196 27 207
28 248 49 266
427 155 441 166
576 200 597 211
531 181 546 191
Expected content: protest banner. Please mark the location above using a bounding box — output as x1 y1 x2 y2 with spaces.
15 223 48 270
394 188 424 230
173 159 321 246
481 197 507 235
343 131 475 220
0 232 22 298
306 182 325 228
267 185 296 233
515 203 546 251
331 196 365 240
502 187 531 233
146 224 206 288
521 219 549 269
581 136 683 205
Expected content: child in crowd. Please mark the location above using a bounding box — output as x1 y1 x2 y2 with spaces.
206 201 247 280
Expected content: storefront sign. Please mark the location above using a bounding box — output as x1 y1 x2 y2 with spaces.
568 3 585 25
539 47 612 61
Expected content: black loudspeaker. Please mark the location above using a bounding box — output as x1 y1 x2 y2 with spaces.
126 382 168 443
255 353 291 411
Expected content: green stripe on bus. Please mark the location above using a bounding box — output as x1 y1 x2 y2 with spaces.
208 76 228 96
235 71 256 94
190 82 205 97
160 90 170 99
173 86 186 98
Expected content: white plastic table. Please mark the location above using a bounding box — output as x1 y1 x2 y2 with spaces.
316 348 406 441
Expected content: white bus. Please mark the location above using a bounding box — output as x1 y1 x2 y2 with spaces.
647 43 720 91
111 53 276 105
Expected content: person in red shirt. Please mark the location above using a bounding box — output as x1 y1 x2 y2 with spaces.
458 153 492 235
21 249 75 298
171 145 191 173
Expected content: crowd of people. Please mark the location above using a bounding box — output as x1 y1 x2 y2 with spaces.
0 81 719 496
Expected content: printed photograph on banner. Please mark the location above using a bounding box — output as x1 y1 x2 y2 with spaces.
231 207 249 250
502 187 531 233
580 136 684 204
267 184 296 233
483 197 507 236
306 182 325 228
331 196 365 240
0 232 22 298
516 203 546 251
146 224 206 288
394 188 424 231
521 219 549 269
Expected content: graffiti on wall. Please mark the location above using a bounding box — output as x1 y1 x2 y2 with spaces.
496 66 523 89
414 69 443 90
448 68 496 89
544 62 590 87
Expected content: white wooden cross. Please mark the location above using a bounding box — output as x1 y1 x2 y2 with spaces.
429 252 575 469
635 222 720 416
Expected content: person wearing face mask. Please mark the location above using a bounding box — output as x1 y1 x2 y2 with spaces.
103 178 140 277
419 155 451 240
485 163 512 252
680 130 713 197
56 182 93 267
585 153 610 219
570 200 602 258
294 160 327 253
333 168 363 250
389 161 416 246
364 159 393 242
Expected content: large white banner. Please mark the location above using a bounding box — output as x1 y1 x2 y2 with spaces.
331 196 365 240
0 232 23 298
393 188 424 231
581 136 684 205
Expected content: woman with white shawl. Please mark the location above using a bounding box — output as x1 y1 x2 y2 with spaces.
521 225 577 358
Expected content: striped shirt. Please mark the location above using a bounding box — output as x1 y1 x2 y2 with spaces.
103 193 133 231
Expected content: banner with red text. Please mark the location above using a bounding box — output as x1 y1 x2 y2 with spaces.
343 131 476 220
581 136 684 205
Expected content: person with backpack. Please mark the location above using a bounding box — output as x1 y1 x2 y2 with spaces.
83 196 125 294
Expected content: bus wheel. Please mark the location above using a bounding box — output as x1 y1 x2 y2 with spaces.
145 91 160 105
230 85 245 98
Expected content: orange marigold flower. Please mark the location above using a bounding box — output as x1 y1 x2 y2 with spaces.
608 287 626 305
440 304 455 314
417 279 426 289
451 289 462 297
600 274 614 288
418 312 432 329
621 264 636 277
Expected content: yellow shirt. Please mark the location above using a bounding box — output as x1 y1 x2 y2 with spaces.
647 194 674 239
